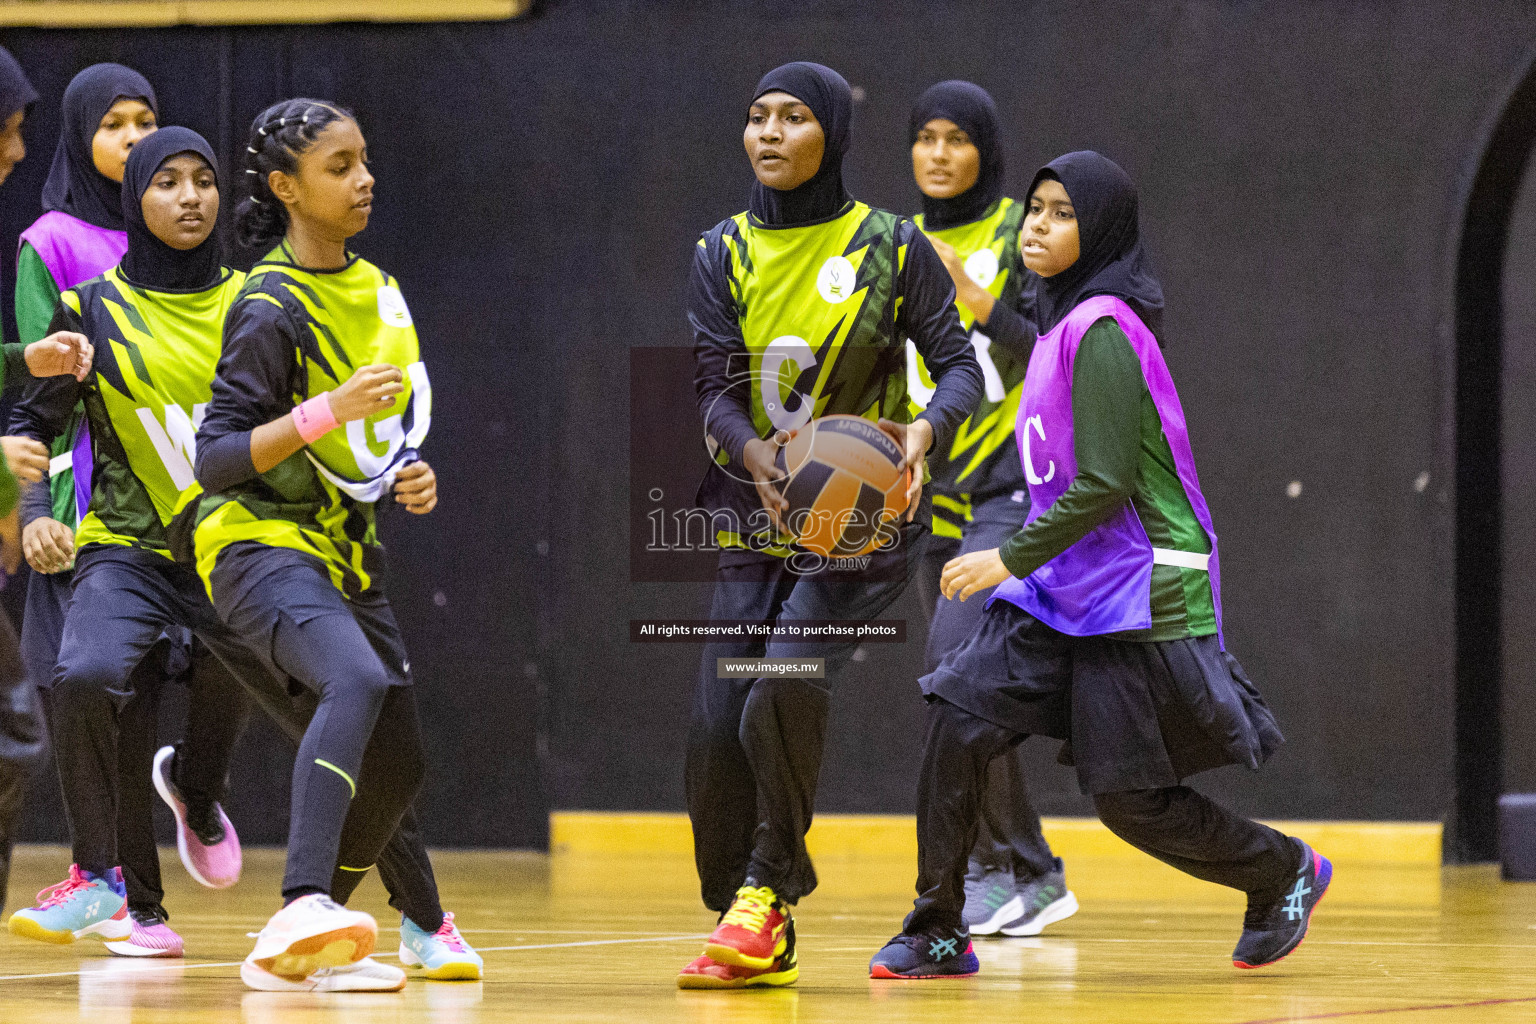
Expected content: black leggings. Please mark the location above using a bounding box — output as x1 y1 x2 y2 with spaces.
686 527 928 912
271 611 425 901
22 567 230 916
50 553 250 888
918 498 1056 881
212 548 429 910
904 697 1297 936
54 547 442 928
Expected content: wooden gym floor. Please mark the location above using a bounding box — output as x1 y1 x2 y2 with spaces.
1 830 1534 1024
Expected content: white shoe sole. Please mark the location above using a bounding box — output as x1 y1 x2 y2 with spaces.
80 913 133 941
1000 891 1080 937
104 938 183 957
968 894 1025 936
241 958 405 992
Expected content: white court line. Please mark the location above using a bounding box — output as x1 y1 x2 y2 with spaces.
456 934 702 954
0 933 706 984
0 960 240 982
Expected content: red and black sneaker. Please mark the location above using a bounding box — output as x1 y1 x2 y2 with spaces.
703 885 790 971
679 917 798 989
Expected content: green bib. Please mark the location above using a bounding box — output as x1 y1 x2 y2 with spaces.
906 197 1029 510
64 266 244 558
194 250 429 600
709 202 910 462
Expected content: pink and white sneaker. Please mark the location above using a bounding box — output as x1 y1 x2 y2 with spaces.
104 907 185 958
151 745 241 888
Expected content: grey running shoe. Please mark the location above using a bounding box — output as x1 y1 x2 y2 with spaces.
963 864 1022 936
999 861 1079 937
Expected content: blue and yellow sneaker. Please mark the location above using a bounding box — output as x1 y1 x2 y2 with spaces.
398 911 483 980
869 929 979 979
8 865 130 944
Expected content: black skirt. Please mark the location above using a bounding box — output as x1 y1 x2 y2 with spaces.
921 600 1285 794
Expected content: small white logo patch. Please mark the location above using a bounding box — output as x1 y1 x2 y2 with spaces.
817 256 857 304
964 248 999 288
376 285 413 328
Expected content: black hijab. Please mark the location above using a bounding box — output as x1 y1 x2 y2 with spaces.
909 80 1003 230
748 61 853 227
0 46 37 123
120 126 222 291
42 63 157 231
1027 151 1164 339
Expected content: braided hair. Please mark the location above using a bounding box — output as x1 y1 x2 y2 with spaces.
235 98 355 250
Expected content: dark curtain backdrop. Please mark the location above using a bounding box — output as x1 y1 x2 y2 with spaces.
3 0 1534 850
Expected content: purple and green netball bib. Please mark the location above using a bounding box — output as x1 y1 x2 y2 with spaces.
19 211 128 523
989 295 1225 645
20 211 126 293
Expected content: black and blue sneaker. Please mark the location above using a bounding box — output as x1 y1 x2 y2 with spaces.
1232 838 1332 969
869 930 979 979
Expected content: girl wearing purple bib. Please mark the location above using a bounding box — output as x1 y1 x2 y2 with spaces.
870 152 1330 979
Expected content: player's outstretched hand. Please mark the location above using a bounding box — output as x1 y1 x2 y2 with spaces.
23 517 73 574
2 436 49 483
941 548 1011 602
394 459 438 514
26 331 93 381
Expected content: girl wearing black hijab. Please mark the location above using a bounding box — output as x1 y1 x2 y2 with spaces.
13 63 157 603
683 61 982 988
906 80 1075 941
6 127 261 958
871 152 1325 978
4 64 227 952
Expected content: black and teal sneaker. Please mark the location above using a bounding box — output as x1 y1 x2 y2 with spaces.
869 930 979 979
1232 839 1332 969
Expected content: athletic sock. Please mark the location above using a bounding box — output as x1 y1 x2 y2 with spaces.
81 867 126 898
282 885 328 906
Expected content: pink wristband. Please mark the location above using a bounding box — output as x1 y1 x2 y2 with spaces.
292 392 339 443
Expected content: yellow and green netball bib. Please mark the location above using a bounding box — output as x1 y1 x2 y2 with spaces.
907 197 1030 508
717 202 908 448
66 266 244 557
195 250 431 600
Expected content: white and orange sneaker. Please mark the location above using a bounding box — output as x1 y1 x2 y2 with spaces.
243 894 378 989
